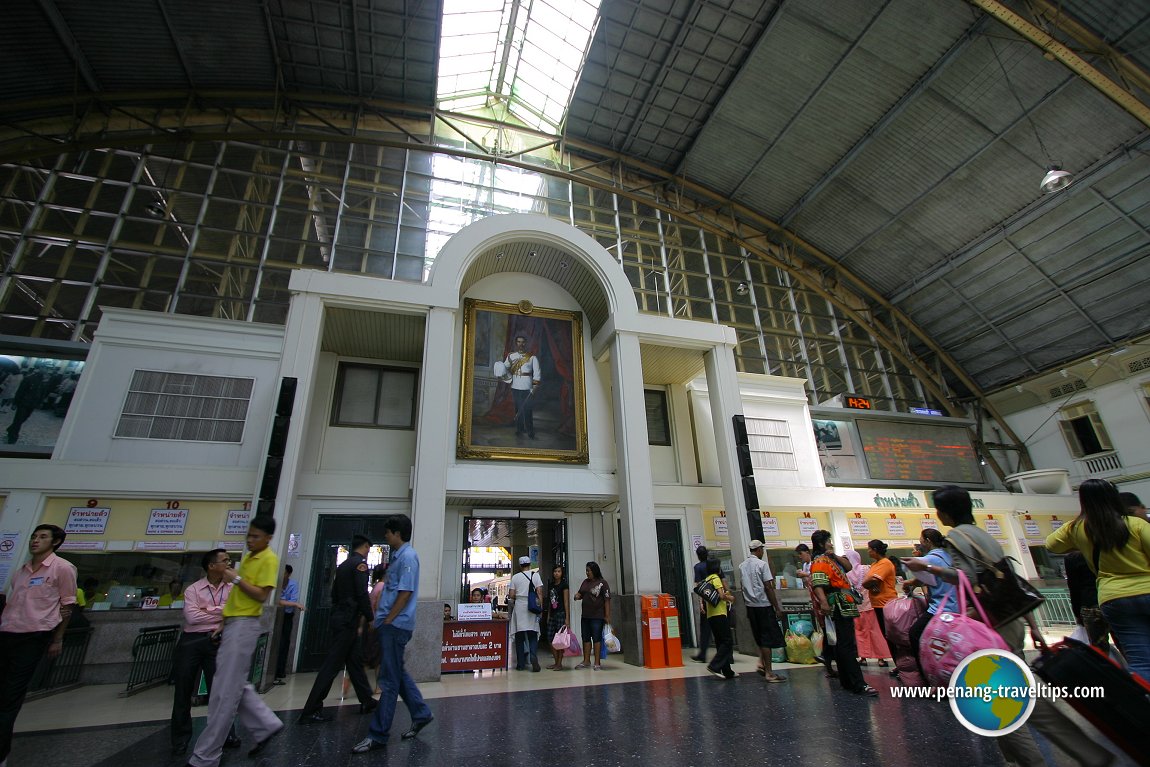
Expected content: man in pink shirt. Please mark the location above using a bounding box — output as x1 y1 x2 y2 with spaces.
0 524 77 765
171 549 239 756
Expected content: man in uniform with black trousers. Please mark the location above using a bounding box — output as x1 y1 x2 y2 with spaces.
299 534 378 722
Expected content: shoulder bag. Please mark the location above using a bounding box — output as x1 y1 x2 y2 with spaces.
693 576 721 607
920 569 1009 686
948 527 1043 627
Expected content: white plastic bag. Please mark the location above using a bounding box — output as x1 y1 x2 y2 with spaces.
603 623 622 653
1067 625 1089 644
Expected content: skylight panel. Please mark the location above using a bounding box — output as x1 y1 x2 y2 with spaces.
437 0 602 133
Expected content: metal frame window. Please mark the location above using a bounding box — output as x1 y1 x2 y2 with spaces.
331 363 418 429
644 388 671 446
115 370 253 442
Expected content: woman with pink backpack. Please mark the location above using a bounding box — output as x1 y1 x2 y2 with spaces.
905 485 1112 767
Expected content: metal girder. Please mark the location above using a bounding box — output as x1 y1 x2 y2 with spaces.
967 0 1150 129
156 0 197 89
36 0 100 93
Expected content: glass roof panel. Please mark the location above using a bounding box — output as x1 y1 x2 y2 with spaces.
437 0 602 133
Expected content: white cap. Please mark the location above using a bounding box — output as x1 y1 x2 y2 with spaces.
518 556 532 566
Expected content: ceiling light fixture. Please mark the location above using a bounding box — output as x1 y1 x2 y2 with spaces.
992 40 1072 195
528 250 537 258
145 200 166 219
1039 165 1073 194
735 281 749 296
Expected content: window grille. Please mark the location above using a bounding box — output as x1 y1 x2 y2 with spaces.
116 371 253 442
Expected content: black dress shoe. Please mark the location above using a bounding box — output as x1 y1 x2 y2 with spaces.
298 711 331 723
248 724 283 757
401 716 434 740
171 740 188 756
223 733 242 749
359 700 378 714
350 737 387 754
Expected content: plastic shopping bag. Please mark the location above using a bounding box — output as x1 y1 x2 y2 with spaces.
604 623 622 653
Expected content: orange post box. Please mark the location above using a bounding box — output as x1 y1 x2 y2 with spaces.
659 593 683 667
641 595 667 669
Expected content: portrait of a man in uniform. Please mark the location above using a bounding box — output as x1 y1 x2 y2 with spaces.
459 299 587 463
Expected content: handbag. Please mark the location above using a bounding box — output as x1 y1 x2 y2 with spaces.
693 577 721 607
551 625 574 651
948 527 1043 627
919 569 1009 686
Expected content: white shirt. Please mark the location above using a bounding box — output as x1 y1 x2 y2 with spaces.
739 555 774 607
504 352 540 392
508 569 542 632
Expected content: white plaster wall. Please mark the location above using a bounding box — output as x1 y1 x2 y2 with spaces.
1001 372 1150 496
54 310 284 468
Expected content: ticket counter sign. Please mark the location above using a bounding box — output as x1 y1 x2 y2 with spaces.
147 508 189 535
441 620 508 672
65 507 111 534
224 509 252 536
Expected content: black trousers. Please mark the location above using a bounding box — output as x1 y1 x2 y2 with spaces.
275 611 294 679
831 615 867 693
0 630 51 761
301 623 373 713
694 608 712 658
706 614 734 675
170 631 236 746
512 389 535 436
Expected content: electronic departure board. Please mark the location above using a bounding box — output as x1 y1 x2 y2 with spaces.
856 419 983 483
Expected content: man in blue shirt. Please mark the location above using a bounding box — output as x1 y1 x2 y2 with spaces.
273 564 304 684
351 515 433 754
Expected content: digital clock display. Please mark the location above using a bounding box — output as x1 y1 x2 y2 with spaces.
844 396 873 410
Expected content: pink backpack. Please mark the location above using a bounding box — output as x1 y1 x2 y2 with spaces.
919 569 1009 686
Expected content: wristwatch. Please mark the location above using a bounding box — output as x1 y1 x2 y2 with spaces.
232 575 243 585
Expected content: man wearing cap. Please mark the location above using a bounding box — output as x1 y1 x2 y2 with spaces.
0 524 76 766
508 555 544 671
739 540 787 683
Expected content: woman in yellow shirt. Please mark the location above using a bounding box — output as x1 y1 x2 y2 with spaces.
1047 478 1150 681
702 559 736 680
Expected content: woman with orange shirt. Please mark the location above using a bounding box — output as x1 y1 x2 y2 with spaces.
862 539 899 674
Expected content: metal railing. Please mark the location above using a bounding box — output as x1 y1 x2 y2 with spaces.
1034 588 1076 629
121 624 181 696
26 626 93 700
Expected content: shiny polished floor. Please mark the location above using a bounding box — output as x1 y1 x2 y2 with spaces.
10 645 1135 767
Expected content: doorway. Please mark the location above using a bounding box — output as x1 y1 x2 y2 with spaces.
298 515 395 672
655 519 693 648
461 517 567 610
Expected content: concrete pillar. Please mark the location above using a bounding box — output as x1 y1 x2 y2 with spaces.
409 306 456 682
703 344 752 560
607 331 659 665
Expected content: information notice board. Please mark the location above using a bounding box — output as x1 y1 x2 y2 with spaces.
856 420 982 483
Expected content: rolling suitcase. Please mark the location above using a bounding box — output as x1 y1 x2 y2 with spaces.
1031 637 1150 766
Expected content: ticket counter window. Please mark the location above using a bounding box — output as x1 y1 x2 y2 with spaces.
65 551 238 609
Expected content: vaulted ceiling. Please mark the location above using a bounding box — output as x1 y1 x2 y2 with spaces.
2 0 1149 397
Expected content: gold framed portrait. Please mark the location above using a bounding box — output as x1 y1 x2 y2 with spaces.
458 298 588 463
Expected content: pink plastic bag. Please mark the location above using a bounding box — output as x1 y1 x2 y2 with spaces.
883 596 926 649
919 569 1009 687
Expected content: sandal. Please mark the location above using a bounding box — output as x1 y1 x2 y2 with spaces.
764 674 787 683
877 659 889 667
824 670 839 679
858 685 879 697
858 659 868 666
575 662 591 669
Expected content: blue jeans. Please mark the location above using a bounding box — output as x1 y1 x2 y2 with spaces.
367 624 432 745
1102 593 1150 681
514 630 538 669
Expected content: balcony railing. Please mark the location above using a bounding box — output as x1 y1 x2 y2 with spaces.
1078 451 1123 475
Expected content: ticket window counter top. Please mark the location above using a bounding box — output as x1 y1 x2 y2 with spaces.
79 608 191 685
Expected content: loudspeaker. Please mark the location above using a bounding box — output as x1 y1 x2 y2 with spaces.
737 444 754 478
742 476 759 511
732 414 748 447
259 457 283 500
276 377 297 417
267 415 290 457
746 510 765 541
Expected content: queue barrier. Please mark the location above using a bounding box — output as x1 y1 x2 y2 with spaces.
26 626 94 700
121 624 181 696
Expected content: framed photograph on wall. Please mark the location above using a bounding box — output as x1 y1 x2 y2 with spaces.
458 298 588 463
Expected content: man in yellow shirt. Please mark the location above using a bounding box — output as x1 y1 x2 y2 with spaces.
185 516 284 767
